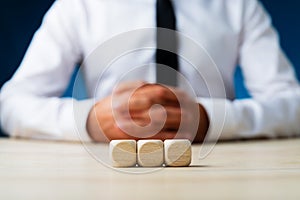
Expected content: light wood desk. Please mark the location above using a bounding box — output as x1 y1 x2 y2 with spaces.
0 138 299 200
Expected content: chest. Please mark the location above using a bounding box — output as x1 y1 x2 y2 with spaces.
79 0 242 98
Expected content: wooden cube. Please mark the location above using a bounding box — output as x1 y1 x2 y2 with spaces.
109 140 137 167
164 139 191 167
137 140 164 167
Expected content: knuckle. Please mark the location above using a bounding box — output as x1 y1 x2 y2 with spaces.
156 86 167 98
158 107 167 116
144 97 153 107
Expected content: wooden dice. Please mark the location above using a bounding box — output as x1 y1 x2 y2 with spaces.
164 139 191 167
137 140 164 167
109 140 137 167
109 139 191 167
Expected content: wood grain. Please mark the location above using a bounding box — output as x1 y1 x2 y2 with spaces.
164 139 191 167
137 140 164 167
110 140 136 167
0 138 300 200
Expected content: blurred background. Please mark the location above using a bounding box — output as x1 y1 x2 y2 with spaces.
0 0 299 137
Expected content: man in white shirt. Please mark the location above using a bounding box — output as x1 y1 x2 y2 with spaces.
1 0 300 142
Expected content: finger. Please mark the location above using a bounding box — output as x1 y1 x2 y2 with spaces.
154 84 192 103
105 128 138 141
172 131 196 142
116 118 166 139
140 85 195 108
111 130 177 141
128 95 153 111
111 115 195 141
157 106 182 127
113 84 196 118
108 129 194 142
111 90 148 112
119 105 192 133
134 106 191 128
114 84 190 112
148 131 177 140
114 90 169 113
136 84 180 103
114 81 146 94
148 130 194 141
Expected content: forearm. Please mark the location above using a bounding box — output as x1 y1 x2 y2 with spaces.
0 89 93 141
198 89 300 141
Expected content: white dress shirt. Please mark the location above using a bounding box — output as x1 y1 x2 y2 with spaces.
1 0 300 141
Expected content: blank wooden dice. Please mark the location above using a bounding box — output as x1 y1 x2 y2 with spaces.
164 139 191 167
109 139 192 168
109 140 137 167
137 140 164 167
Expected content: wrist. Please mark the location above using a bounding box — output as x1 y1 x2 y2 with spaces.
86 105 109 142
194 104 209 143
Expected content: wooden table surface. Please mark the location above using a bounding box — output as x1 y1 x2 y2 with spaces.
0 138 300 200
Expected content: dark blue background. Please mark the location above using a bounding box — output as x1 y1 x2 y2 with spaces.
1 0 300 137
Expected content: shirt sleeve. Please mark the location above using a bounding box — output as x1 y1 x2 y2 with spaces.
198 0 300 141
0 0 93 142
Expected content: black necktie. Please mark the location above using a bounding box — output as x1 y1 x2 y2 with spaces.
156 0 179 86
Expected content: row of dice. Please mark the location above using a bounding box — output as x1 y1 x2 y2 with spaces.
110 139 192 167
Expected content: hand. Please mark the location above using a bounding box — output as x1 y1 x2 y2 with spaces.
86 81 209 142
86 81 146 142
